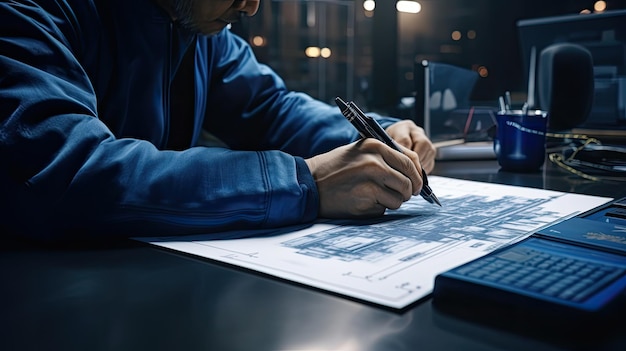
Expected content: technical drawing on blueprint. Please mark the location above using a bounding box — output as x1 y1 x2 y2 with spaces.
140 176 612 309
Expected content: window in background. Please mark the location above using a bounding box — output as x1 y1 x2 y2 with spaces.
236 1 626 114
242 0 358 105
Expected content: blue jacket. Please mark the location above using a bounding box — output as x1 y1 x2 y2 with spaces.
0 0 398 240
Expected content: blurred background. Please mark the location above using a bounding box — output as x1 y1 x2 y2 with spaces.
232 0 626 120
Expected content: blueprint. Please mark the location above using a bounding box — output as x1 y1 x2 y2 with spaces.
139 176 612 309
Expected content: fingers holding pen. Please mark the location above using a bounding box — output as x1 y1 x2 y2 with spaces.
305 138 424 218
364 139 423 197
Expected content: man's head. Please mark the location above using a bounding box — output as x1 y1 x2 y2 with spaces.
157 0 260 35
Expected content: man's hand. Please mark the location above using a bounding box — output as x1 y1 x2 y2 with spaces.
385 120 436 173
304 138 423 219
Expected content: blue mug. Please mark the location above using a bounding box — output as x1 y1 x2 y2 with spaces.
494 110 548 172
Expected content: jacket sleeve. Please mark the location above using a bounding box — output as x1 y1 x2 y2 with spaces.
0 2 322 241
202 29 400 158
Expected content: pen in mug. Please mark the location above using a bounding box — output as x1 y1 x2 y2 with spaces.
335 97 442 207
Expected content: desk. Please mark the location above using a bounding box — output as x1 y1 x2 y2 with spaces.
1 159 625 351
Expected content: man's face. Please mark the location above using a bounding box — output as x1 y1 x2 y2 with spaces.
171 0 260 35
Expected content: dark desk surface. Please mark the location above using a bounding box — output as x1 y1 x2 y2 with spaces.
2 159 625 351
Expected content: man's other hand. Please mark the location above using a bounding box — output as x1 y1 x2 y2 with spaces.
385 120 436 173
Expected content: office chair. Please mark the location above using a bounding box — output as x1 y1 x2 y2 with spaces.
414 60 480 140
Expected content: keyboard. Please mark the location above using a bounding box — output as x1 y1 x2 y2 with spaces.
433 236 626 324
432 198 626 333
452 245 625 304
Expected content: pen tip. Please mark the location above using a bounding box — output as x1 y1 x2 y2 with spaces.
432 196 442 207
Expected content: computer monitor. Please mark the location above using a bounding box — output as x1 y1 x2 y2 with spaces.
517 10 626 130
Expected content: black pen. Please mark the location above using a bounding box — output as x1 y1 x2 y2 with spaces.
335 97 441 206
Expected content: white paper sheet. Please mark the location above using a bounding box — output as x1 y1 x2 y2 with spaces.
137 176 612 309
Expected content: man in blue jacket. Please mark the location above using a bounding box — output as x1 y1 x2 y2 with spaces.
0 0 436 240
